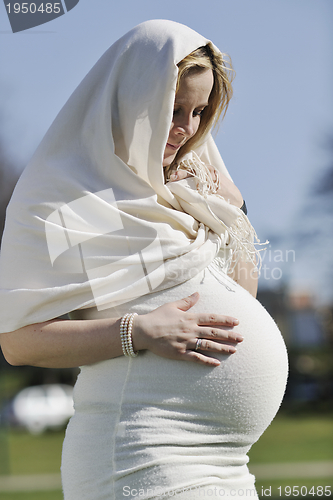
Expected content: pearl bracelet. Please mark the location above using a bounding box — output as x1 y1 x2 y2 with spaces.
120 313 138 358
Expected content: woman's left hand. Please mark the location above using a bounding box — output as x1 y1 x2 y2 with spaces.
169 165 243 208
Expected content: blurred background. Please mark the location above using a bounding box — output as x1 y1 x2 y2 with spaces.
0 0 332 498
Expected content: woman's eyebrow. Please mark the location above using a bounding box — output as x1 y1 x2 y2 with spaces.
174 101 209 107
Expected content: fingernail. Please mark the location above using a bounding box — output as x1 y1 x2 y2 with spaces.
236 335 244 342
190 292 198 297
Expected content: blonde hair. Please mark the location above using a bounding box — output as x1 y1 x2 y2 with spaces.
167 43 234 174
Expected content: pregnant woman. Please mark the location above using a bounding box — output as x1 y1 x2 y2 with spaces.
0 20 288 499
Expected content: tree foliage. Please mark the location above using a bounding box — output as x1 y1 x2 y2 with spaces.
0 140 19 244
313 135 333 196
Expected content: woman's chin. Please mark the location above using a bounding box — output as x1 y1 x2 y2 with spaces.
163 153 177 167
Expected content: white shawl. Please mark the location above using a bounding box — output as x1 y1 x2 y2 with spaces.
0 20 255 333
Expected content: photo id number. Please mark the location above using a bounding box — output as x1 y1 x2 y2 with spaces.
277 486 332 497
6 3 62 14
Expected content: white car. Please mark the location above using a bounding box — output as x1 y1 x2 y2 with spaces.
12 384 74 434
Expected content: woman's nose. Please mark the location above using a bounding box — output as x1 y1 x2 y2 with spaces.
175 115 196 138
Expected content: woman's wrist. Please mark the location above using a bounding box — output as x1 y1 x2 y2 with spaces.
120 313 139 357
215 175 243 208
130 314 148 352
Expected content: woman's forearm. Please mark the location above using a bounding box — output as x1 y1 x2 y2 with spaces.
0 317 126 369
228 259 258 298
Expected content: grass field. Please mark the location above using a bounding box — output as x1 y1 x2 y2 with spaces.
249 414 333 463
0 492 62 500
2 429 64 475
0 413 332 499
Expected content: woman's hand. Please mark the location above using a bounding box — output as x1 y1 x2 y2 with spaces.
132 292 243 367
169 165 243 208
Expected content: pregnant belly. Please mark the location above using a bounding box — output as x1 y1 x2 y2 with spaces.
74 268 288 444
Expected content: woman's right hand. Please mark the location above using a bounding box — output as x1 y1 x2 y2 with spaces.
132 292 243 367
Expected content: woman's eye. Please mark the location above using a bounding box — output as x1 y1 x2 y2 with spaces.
193 109 205 117
173 107 205 117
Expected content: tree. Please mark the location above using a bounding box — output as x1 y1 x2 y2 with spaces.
290 134 333 304
0 139 19 245
314 136 333 196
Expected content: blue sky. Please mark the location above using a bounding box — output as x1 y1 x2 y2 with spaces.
0 0 332 301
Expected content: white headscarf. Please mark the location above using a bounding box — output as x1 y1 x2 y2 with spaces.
0 20 254 333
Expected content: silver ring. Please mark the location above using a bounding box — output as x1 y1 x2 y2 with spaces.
194 338 202 351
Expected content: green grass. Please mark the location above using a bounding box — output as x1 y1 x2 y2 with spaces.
5 429 65 476
249 414 333 464
0 491 63 500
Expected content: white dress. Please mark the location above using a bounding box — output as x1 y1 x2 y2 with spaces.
61 268 288 499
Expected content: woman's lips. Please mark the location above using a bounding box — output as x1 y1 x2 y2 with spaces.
166 142 182 151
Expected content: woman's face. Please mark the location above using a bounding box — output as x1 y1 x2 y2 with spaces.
163 68 214 167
